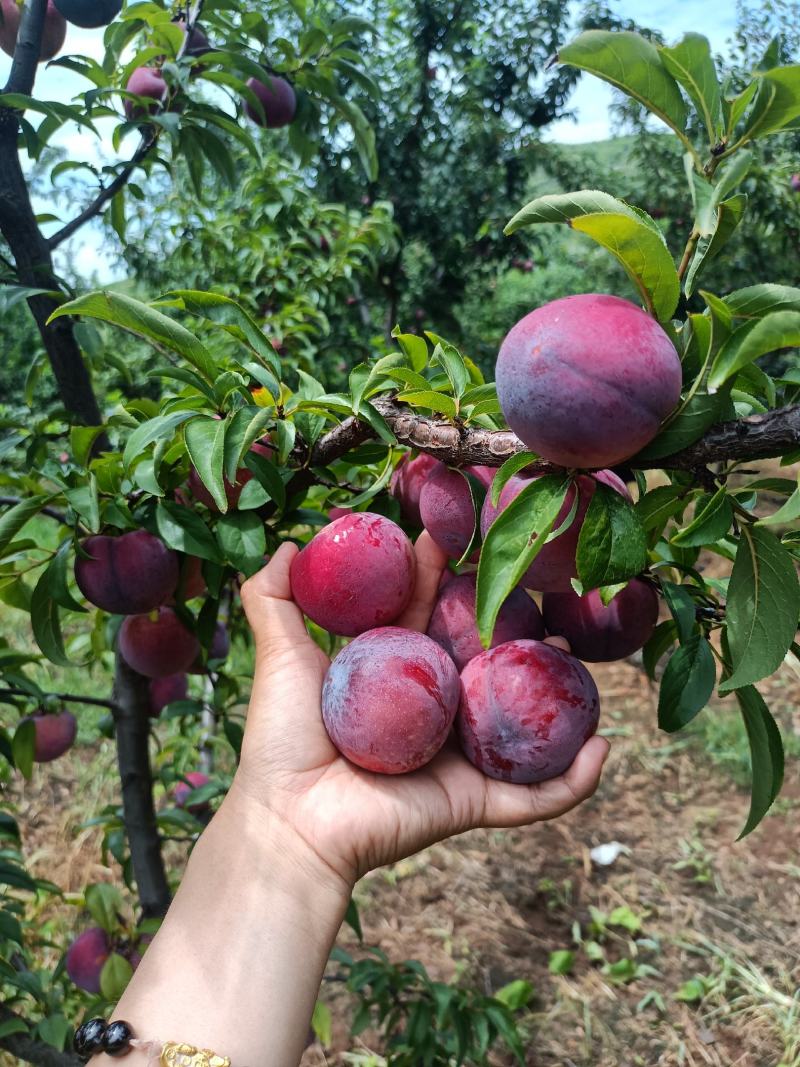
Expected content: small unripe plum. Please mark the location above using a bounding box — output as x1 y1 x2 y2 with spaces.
480 470 629 592
496 294 682 468
189 621 230 673
458 640 600 783
290 512 415 637
22 710 77 762
188 440 272 512
0 0 66 60
322 627 460 774
75 530 179 615
124 67 167 121
53 0 121 27
390 452 443 526
119 608 200 678
149 673 188 717
244 74 297 128
66 928 111 994
173 770 210 813
427 574 544 671
542 578 659 662
419 465 494 560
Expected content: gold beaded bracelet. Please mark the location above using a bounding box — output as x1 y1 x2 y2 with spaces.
159 1041 232 1066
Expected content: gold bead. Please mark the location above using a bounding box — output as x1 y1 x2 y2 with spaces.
160 1041 232 1067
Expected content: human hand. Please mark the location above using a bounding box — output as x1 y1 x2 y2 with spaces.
232 533 610 891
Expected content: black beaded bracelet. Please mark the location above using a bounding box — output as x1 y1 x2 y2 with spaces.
74 1018 134 1059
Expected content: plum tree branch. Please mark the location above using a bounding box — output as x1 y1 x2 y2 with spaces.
310 398 800 473
47 0 206 251
0 687 118 710
3 0 47 95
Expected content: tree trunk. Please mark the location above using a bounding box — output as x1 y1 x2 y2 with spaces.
111 653 172 918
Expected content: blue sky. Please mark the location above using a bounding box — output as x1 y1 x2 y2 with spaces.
0 0 740 281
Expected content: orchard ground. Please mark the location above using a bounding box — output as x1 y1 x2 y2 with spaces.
4 463 800 1066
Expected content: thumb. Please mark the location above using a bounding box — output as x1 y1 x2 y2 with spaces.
240 542 311 658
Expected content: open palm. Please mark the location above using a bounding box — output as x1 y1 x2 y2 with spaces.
234 533 609 888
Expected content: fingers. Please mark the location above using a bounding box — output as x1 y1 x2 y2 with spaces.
240 542 311 658
395 531 449 633
480 735 610 828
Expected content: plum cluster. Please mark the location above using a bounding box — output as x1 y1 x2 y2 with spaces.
303 293 678 783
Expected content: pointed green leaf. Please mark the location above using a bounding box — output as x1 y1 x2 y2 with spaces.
735 686 784 838
725 284 800 318
0 496 55 556
155 502 223 563
47 292 217 381
708 311 800 391
558 31 687 137
163 290 281 378
743 65 800 139
391 327 428 373
505 190 679 321
11 719 35 780
658 635 716 732
477 476 569 646
672 487 733 547
659 579 697 643
216 512 266 575
99 953 133 1001
659 34 722 140
490 452 538 506
185 417 228 513
395 390 458 418
576 483 648 590
122 410 197 469
719 525 800 691
684 193 747 297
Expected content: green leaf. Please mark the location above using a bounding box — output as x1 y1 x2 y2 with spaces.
243 450 286 514
85 883 122 934
634 485 688 534
725 284 800 318
185 417 228 513
494 979 534 1011
672 487 733 547
430 341 469 400
756 483 800 527
311 1001 332 1047
743 65 800 139
735 686 784 838
455 471 487 567
719 526 800 691
69 425 105 467
657 635 716 732
684 193 747 297
642 620 678 680
11 719 35 780
576 483 648 590
0 495 55 556
122 410 197 469
548 950 575 975
164 290 281 378
47 291 217 382
659 579 696 643
344 897 363 941
216 512 266 575
395 389 458 418
559 31 688 138
155 501 222 563
477 476 569 647
490 452 538 506
708 311 800 391
99 952 133 1001
659 34 722 140
504 190 679 321
391 327 428 373
633 389 727 461
30 566 71 667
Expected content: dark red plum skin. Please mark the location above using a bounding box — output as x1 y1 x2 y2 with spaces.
124 67 167 120
290 512 415 637
390 453 443 526
149 673 188 717
23 710 77 762
66 928 111 994
245 75 297 128
542 578 659 662
457 639 600 784
480 470 629 592
53 0 121 28
419 465 493 561
0 0 66 60
189 621 230 673
496 294 682 468
118 608 200 678
427 573 544 671
75 530 179 615
322 627 460 774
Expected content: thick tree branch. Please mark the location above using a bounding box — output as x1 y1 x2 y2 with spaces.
310 399 800 473
3 0 46 95
111 652 172 919
48 0 205 251
0 1003 80 1066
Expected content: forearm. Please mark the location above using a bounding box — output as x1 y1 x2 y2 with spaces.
94 785 351 1066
